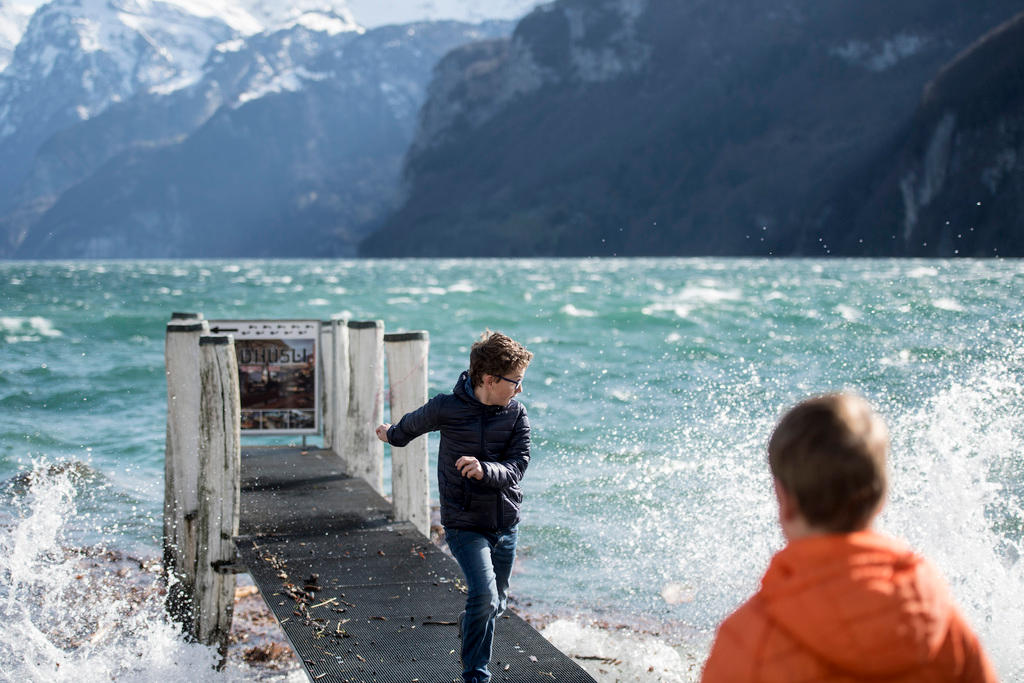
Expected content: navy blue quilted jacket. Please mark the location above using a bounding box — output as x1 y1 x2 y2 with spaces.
386 370 530 531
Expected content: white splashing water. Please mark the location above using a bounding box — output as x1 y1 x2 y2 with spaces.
582 352 1024 681
541 619 701 681
0 464 293 682
882 360 1024 681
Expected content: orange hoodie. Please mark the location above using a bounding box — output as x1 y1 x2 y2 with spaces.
701 531 998 682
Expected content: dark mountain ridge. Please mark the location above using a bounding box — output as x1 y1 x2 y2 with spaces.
806 10 1024 256
362 0 1024 257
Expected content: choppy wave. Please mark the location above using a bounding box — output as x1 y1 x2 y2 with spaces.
931 297 965 312
0 462 303 681
1 316 63 343
0 463 217 680
1 258 1023 681
0 460 98 496
561 304 598 318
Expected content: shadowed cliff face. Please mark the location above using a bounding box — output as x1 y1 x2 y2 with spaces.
808 11 1024 256
362 0 1024 257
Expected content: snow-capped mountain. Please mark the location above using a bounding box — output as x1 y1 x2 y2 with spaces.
0 0 536 158
0 0 360 130
0 0 541 77
0 0 242 232
0 0 360 150
0 0 538 257
0 3 512 257
0 0 48 71
0 0 359 70
343 0 544 28
3 0 233 119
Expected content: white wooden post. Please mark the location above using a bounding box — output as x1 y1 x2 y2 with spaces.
384 331 430 536
329 318 350 456
194 334 241 656
320 321 334 449
164 313 208 626
342 320 384 494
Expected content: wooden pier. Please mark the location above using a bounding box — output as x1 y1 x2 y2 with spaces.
237 446 595 682
162 313 595 681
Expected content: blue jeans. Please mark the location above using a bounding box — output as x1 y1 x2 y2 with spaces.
445 526 518 683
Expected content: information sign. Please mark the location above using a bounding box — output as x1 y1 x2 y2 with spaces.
209 320 320 435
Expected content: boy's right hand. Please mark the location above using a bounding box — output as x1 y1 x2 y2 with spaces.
375 424 391 442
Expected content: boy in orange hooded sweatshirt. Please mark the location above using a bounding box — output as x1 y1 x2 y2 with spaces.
701 393 998 683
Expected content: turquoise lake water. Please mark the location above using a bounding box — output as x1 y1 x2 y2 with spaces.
1 258 1022 680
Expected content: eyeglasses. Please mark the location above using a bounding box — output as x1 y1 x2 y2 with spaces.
497 375 523 390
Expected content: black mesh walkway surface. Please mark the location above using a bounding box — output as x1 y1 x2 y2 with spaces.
238 447 596 683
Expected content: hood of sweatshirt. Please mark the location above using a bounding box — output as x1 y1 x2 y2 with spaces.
759 530 954 677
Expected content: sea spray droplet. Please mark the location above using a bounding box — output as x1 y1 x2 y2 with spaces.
660 583 695 605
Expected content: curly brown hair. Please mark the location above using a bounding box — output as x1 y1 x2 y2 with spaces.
468 330 533 388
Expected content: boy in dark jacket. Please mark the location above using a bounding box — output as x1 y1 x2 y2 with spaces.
375 330 533 683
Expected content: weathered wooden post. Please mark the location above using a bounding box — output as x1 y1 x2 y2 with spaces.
320 321 334 449
328 318 350 453
342 320 384 494
164 313 208 626
194 334 241 656
384 331 430 536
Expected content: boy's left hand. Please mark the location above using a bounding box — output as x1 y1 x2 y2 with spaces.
455 456 484 480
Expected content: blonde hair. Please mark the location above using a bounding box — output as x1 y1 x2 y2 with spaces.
768 393 889 532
